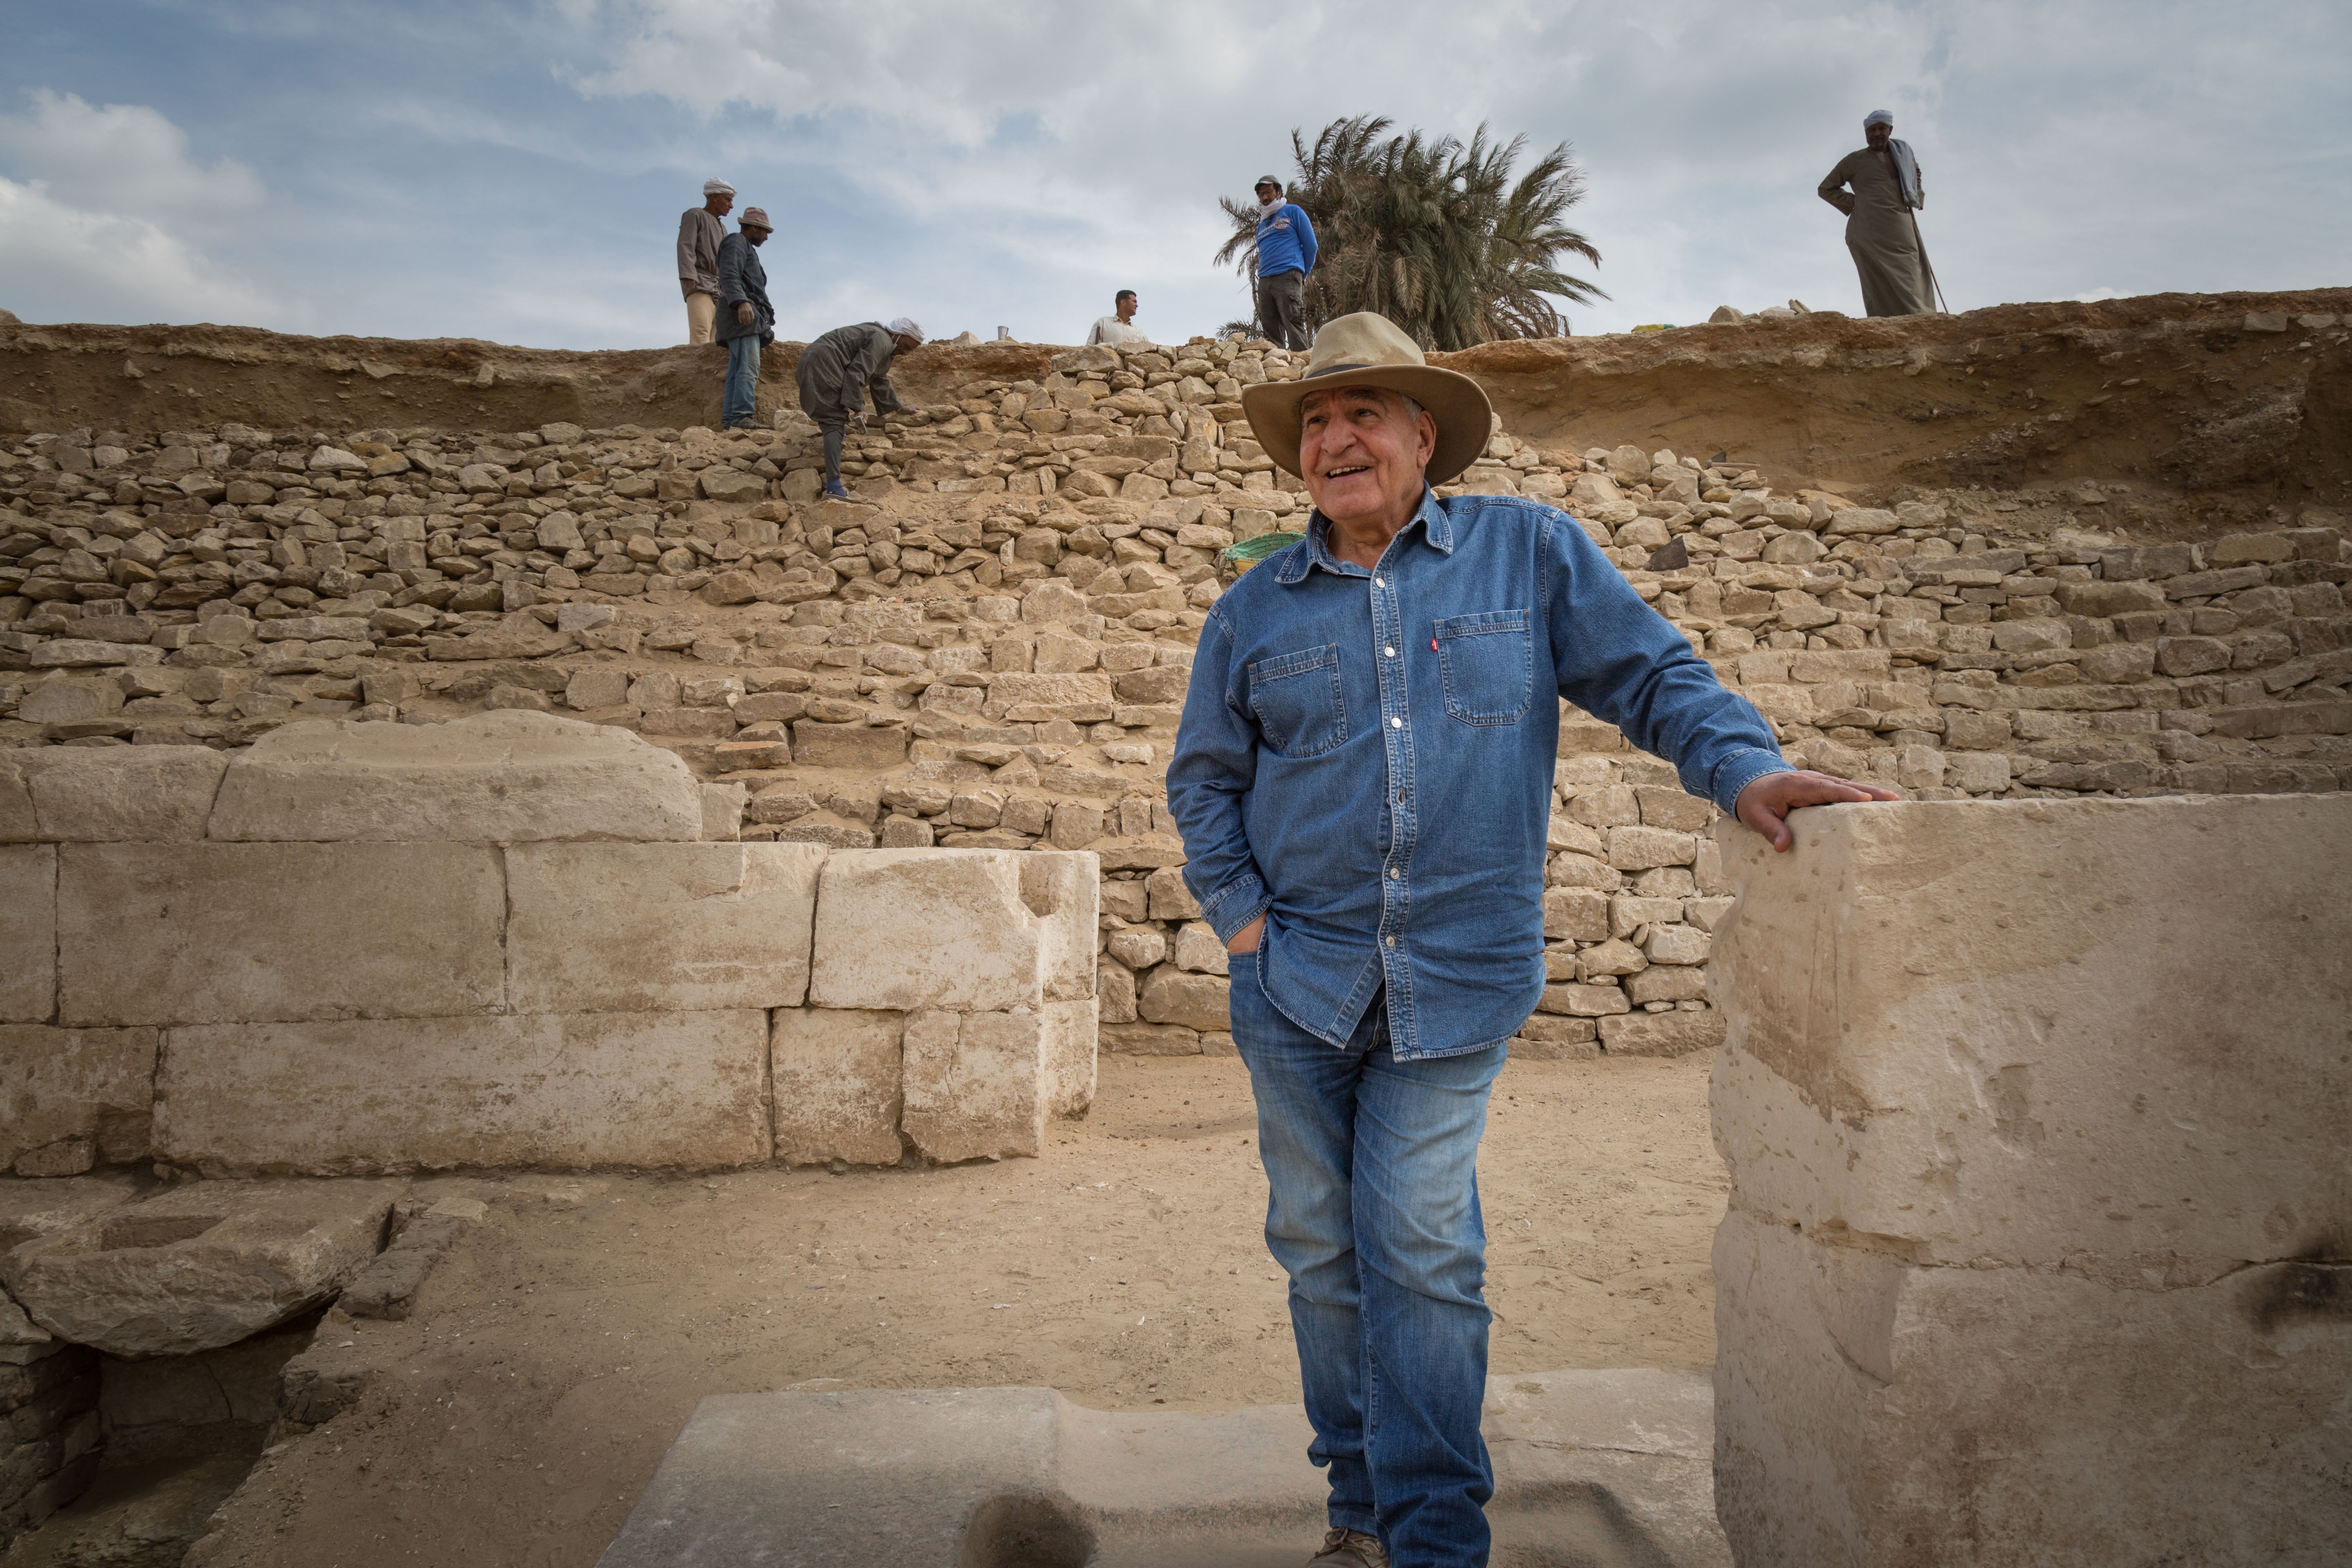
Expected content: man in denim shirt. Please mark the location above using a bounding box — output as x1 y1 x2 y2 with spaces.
1168 313 1895 1568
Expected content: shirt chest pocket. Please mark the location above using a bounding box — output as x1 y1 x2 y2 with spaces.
1248 644 1348 758
1434 610 1532 726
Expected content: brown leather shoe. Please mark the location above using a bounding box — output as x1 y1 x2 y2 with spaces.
1307 1526 1389 1568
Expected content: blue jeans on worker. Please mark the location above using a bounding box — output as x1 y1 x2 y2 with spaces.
722 334 761 428
1228 951 1505 1568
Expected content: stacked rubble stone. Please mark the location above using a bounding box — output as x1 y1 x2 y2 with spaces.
1 1321 99 1546
4 338 2346 1062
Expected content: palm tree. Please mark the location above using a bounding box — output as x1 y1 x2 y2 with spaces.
1215 115 1606 351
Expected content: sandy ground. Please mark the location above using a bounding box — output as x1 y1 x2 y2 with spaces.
187 1051 1721 1568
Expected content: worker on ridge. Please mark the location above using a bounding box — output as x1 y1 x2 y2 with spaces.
1087 289 1150 347
1252 175 1318 351
1818 109 1937 316
794 318 924 501
715 207 775 431
677 179 734 345
1167 313 1897 1568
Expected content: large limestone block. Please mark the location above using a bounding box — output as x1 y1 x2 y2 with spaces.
810 850 1055 1012
0 1027 157 1172
1707 796 2352 1280
770 1008 903 1167
0 1175 140 1274
0 759 35 842
9 1180 401 1357
790 719 908 770
1712 1208 2351 1568
154 1011 771 1173
1022 850 1100 1002
1 748 226 842
0 846 53 1023
987 672 1114 722
1138 967 1230 1032
58 843 505 1027
1041 998 1098 1118
507 842 825 1014
900 1010 1046 1162
206 710 702 842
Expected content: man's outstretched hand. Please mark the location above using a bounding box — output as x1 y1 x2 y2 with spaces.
1734 770 1902 852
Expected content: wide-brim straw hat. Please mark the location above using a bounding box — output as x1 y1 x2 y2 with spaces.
1240 312 1493 487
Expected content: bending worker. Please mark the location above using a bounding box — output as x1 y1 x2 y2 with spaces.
1167 312 1897 1568
793 318 924 501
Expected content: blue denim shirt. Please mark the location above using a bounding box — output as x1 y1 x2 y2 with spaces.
1168 490 1789 1060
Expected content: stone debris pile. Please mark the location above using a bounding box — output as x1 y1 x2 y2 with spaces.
3 336 2348 1065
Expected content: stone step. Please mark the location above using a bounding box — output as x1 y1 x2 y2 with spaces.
595 1370 1725 1568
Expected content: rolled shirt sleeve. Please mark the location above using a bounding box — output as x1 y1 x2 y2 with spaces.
1541 512 1791 815
1167 611 1273 944
1818 158 1859 216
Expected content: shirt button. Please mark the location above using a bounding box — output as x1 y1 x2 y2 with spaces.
1389 716 1401 728
1388 868 1399 879
1374 577 1385 587
1384 646 1395 657
1385 935 1396 948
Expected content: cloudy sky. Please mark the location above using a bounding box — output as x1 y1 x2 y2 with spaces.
3 1 2344 350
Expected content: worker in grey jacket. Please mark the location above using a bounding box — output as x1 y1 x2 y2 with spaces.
677 179 733 344
793 318 924 500
715 208 775 430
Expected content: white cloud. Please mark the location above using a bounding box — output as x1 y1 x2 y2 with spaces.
0 89 287 328
0 176 279 325
2 2 2340 347
0 89 266 237
562 0 2351 338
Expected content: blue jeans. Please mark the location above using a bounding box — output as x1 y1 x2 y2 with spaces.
722 334 761 427
1228 950 1505 1567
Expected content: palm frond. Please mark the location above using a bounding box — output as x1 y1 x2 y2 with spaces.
1209 116 1609 350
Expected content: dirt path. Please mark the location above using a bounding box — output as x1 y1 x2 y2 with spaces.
189 1051 1721 1568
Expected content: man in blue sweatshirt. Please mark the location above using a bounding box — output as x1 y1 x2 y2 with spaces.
1253 176 1318 351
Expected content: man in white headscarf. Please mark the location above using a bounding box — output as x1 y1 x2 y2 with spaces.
678 180 735 345
1818 111 1936 316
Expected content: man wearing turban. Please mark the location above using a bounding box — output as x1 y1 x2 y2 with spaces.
678 179 735 345
1818 111 1938 316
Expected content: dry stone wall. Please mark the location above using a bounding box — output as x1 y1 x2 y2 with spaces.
2 1305 99 1546
0 711 1099 1180
3 334 2347 1064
